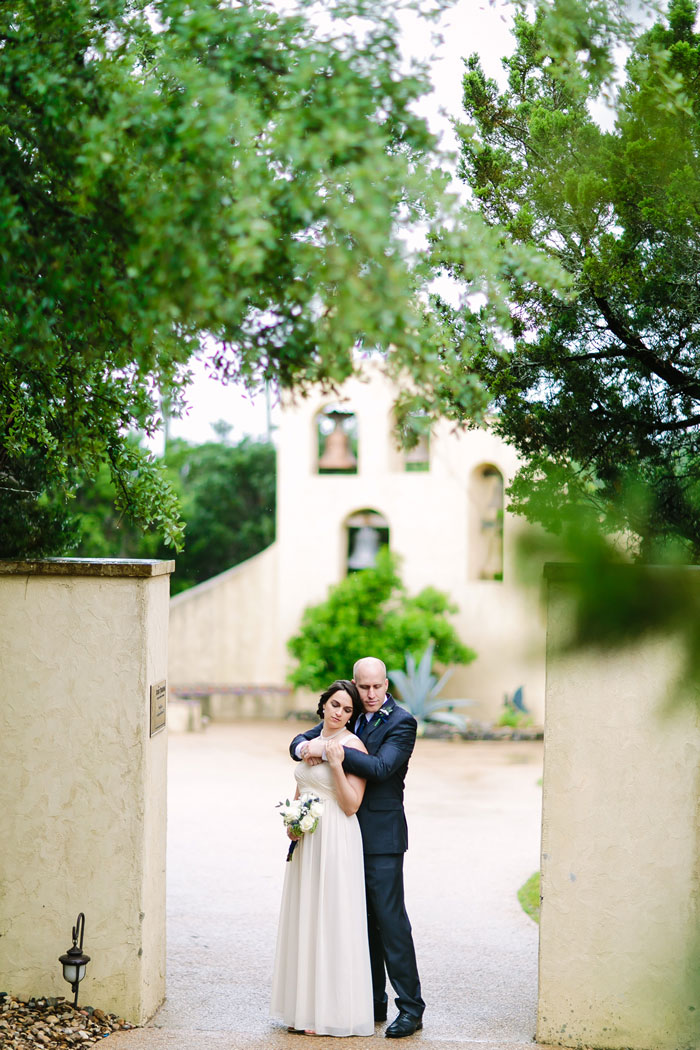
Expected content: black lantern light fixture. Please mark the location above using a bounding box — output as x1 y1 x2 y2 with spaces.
59 912 91 1007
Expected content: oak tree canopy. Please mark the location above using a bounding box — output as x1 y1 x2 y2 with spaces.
1 0 466 554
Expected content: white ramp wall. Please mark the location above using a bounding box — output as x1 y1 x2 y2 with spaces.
168 543 280 686
538 564 700 1050
0 559 172 1024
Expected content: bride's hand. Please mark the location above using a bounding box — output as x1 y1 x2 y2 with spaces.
326 738 344 767
301 738 325 765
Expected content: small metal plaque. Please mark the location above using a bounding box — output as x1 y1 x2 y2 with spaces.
150 680 167 737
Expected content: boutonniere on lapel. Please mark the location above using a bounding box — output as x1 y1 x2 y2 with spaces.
371 702 394 730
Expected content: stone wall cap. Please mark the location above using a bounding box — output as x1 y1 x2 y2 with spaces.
543 561 700 581
0 558 175 578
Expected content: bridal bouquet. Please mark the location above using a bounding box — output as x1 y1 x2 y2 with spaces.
277 793 324 860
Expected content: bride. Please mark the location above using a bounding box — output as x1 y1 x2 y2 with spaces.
270 680 373 1037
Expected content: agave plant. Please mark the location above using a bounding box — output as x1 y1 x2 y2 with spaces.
388 640 475 732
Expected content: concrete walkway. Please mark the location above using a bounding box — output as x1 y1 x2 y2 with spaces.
113 722 547 1050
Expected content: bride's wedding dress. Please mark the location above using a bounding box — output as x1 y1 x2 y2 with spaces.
270 736 374 1036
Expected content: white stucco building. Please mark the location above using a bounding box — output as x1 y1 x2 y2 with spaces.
169 364 546 722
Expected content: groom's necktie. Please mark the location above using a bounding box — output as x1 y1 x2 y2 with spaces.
356 716 368 739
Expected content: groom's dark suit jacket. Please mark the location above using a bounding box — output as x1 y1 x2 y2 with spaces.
290 695 417 854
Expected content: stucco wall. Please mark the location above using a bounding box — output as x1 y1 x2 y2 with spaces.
0 560 172 1024
168 543 280 684
538 565 700 1050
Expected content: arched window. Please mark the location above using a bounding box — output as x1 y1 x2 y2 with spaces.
470 465 504 580
316 404 358 474
392 410 430 472
345 509 390 573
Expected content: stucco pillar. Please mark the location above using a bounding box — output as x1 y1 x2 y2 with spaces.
538 564 700 1050
0 559 173 1024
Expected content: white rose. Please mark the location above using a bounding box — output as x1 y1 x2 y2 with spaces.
287 801 302 820
299 813 315 833
309 800 324 818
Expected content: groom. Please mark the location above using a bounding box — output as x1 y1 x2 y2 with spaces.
290 656 425 1039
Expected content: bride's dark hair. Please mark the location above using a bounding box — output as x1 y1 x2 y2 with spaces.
316 680 362 726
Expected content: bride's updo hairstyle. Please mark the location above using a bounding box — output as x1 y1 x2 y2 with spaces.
316 679 362 726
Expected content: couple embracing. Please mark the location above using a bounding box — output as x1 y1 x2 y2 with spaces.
270 657 425 1039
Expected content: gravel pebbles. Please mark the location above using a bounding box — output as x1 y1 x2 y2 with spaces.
0 994 134 1049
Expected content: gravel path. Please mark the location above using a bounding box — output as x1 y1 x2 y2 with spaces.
111 721 546 1049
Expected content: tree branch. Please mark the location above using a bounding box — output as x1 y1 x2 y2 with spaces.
0 483 39 495
593 294 700 401
567 347 627 362
643 414 700 434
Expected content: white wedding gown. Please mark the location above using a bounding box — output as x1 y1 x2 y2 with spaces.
270 738 374 1036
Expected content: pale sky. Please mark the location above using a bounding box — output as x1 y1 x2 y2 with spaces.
161 0 515 449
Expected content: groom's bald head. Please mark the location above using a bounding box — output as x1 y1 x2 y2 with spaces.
352 657 389 714
353 656 387 680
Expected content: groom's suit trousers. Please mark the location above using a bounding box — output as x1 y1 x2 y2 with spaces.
364 852 424 1019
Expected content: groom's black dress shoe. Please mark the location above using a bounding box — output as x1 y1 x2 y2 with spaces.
385 1012 423 1038
374 1003 388 1022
